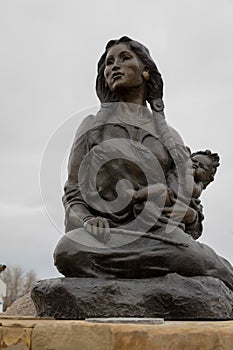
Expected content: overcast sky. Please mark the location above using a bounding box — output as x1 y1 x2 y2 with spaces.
1 0 233 279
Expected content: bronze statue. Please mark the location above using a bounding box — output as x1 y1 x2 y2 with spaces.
53 36 233 291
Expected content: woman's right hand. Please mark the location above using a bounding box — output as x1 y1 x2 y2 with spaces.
162 199 197 225
83 217 110 244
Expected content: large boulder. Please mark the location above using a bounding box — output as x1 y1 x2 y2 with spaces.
31 273 233 320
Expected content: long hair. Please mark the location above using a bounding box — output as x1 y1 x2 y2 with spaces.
96 36 163 103
96 36 184 166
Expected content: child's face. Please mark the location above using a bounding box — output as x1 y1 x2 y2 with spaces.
191 154 214 183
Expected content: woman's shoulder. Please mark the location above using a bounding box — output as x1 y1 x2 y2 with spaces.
167 125 191 161
167 125 185 145
74 115 96 139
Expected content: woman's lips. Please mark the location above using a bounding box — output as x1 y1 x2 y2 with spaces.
111 72 124 81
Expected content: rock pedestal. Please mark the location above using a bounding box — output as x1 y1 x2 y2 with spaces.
31 273 233 320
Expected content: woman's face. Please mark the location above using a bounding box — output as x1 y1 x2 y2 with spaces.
104 43 145 93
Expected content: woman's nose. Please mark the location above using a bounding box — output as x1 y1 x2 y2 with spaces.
112 60 121 71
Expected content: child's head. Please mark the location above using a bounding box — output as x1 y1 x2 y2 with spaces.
191 150 220 188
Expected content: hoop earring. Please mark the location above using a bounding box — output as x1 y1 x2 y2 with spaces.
142 71 149 81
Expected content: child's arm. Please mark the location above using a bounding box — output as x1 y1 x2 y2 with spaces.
192 182 203 198
183 160 204 199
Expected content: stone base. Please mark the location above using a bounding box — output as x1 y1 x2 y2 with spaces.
31 273 233 320
1 317 233 350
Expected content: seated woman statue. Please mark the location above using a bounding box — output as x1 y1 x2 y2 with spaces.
54 36 233 291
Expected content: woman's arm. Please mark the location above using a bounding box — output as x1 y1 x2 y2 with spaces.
127 184 168 203
63 117 110 242
63 127 94 230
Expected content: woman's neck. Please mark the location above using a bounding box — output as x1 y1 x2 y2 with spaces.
116 84 146 106
116 101 150 124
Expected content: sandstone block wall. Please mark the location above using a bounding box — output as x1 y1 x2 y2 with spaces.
1 317 233 349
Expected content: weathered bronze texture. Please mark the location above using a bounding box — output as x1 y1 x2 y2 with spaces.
33 37 233 320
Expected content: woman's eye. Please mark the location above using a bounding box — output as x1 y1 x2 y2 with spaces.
123 56 131 61
106 59 114 66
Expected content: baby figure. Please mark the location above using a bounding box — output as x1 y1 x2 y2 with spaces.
167 149 220 204
127 150 220 238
